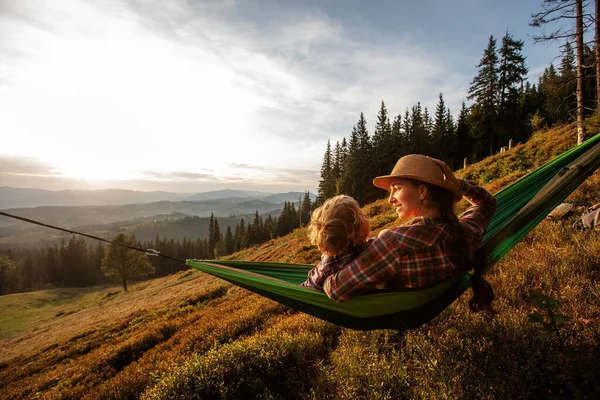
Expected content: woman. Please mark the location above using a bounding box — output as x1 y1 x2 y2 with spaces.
320 154 497 314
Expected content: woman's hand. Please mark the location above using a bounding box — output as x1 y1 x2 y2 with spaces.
427 157 460 189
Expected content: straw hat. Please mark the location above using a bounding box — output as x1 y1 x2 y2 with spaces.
373 154 463 203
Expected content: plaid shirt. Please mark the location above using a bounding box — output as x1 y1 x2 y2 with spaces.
321 179 497 302
302 239 374 290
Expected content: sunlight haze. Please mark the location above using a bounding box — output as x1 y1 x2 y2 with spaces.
1 0 561 193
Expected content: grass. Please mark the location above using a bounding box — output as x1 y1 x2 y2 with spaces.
1 122 600 399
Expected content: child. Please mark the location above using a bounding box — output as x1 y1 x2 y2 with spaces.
302 195 374 290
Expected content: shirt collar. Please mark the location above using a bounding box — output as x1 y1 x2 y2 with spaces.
408 216 448 225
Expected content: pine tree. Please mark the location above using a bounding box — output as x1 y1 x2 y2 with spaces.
300 191 312 226
316 140 335 205
354 112 375 204
455 102 472 168
63 236 90 286
208 213 216 257
213 219 221 258
468 35 499 156
402 109 413 153
498 31 529 145
264 215 275 240
224 226 234 255
559 41 578 121
409 103 430 155
391 114 405 158
234 219 248 251
335 138 348 195
331 141 342 195
431 93 447 159
372 101 395 177
101 234 154 292
539 63 564 124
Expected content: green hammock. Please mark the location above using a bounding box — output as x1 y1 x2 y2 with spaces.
187 133 600 331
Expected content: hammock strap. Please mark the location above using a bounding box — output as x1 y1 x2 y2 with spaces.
0 210 186 263
476 138 600 276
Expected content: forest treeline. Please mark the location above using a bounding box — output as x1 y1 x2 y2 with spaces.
0 193 313 295
316 31 598 205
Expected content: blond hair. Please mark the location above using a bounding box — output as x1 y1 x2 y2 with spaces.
308 195 369 256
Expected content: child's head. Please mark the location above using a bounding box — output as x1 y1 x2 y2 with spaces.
308 195 370 256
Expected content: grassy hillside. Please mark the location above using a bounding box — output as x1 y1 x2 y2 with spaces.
1 123 600 399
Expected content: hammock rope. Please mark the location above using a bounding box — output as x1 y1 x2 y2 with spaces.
0 210 186 263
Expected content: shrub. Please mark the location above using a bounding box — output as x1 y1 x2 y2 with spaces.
141 331 325 400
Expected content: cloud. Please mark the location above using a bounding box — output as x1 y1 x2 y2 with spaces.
0 155 58 176
140 169 217 180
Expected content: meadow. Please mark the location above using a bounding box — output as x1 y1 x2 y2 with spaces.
1 122 600 399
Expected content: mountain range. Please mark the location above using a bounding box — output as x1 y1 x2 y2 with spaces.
0 187 316 246
0 187 307 209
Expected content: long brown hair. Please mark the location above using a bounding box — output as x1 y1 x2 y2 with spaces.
410 179 496 316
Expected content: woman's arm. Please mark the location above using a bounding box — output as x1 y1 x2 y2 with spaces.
429 156 497 249
457 179 497 250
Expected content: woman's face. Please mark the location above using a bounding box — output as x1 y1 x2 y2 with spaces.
388 179 426 218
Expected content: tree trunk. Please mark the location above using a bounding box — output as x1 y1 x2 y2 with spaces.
577 0 586 145
596 0 600 115
122 277 128 292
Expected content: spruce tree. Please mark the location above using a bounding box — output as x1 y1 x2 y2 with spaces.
264 215 274 241
498 31 528 145
431 93 447 159
225 226 234 255
409 103 430 155
468 35 499 157
300 191 312 226
372 101 395 177
208 213 216 257
559 41 577 121
316 140 335 204
331 141 342 195
455 102 472 168
391 114 405 160
213 219 221 258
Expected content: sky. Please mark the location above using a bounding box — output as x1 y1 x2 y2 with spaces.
0 0 566 194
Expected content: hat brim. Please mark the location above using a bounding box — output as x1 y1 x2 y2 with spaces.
373 174 463 203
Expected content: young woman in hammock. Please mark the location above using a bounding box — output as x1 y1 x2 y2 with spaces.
305 154 498 314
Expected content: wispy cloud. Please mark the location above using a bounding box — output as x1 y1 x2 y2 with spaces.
0 155 58 176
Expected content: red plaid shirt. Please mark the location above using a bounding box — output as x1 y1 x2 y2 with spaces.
320 179 497 302
302 240 374 290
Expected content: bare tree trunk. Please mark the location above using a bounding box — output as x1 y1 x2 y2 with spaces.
122 277 128 292
596 0 600 115
577 0 586 145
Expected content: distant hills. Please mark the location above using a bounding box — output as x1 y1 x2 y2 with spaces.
0 187 316 247
0 187 308 209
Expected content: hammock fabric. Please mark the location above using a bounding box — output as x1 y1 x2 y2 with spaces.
187 133 600 331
